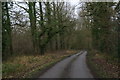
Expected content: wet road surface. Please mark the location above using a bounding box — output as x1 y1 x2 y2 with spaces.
39 51 93 78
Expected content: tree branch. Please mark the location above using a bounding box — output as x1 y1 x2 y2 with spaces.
15 2 29 13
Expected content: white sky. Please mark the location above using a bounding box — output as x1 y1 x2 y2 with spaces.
69 0 81 18
7 0 119 19
69 0 80 5
1 0 119 2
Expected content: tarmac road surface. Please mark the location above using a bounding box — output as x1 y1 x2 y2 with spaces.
39 51 93 78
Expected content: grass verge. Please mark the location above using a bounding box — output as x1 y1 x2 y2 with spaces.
2 50 78 78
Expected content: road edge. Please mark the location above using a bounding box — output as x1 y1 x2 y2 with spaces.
24 51 80 78
86 51 97 79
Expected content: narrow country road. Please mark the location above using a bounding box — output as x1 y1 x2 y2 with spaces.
39 51 93 78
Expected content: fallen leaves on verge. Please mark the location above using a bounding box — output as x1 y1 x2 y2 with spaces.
2 50 77 78
91 51 119 78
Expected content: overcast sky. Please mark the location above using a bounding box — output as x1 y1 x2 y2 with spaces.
9 0 119 19
70 0 81 18
2 0 119 2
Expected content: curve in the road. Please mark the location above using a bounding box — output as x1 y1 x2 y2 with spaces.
39 51 93 78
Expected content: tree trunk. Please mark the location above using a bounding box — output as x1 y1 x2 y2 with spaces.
0 2 1 78
2 2 13 60
39 2 46 55
40 46 45 55
28 2 37 54
6 2 13 55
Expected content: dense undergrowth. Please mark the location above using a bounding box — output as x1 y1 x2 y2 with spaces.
87 49 119 78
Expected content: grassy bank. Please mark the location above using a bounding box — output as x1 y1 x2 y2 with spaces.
87 50 119 78
2 50 78 78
